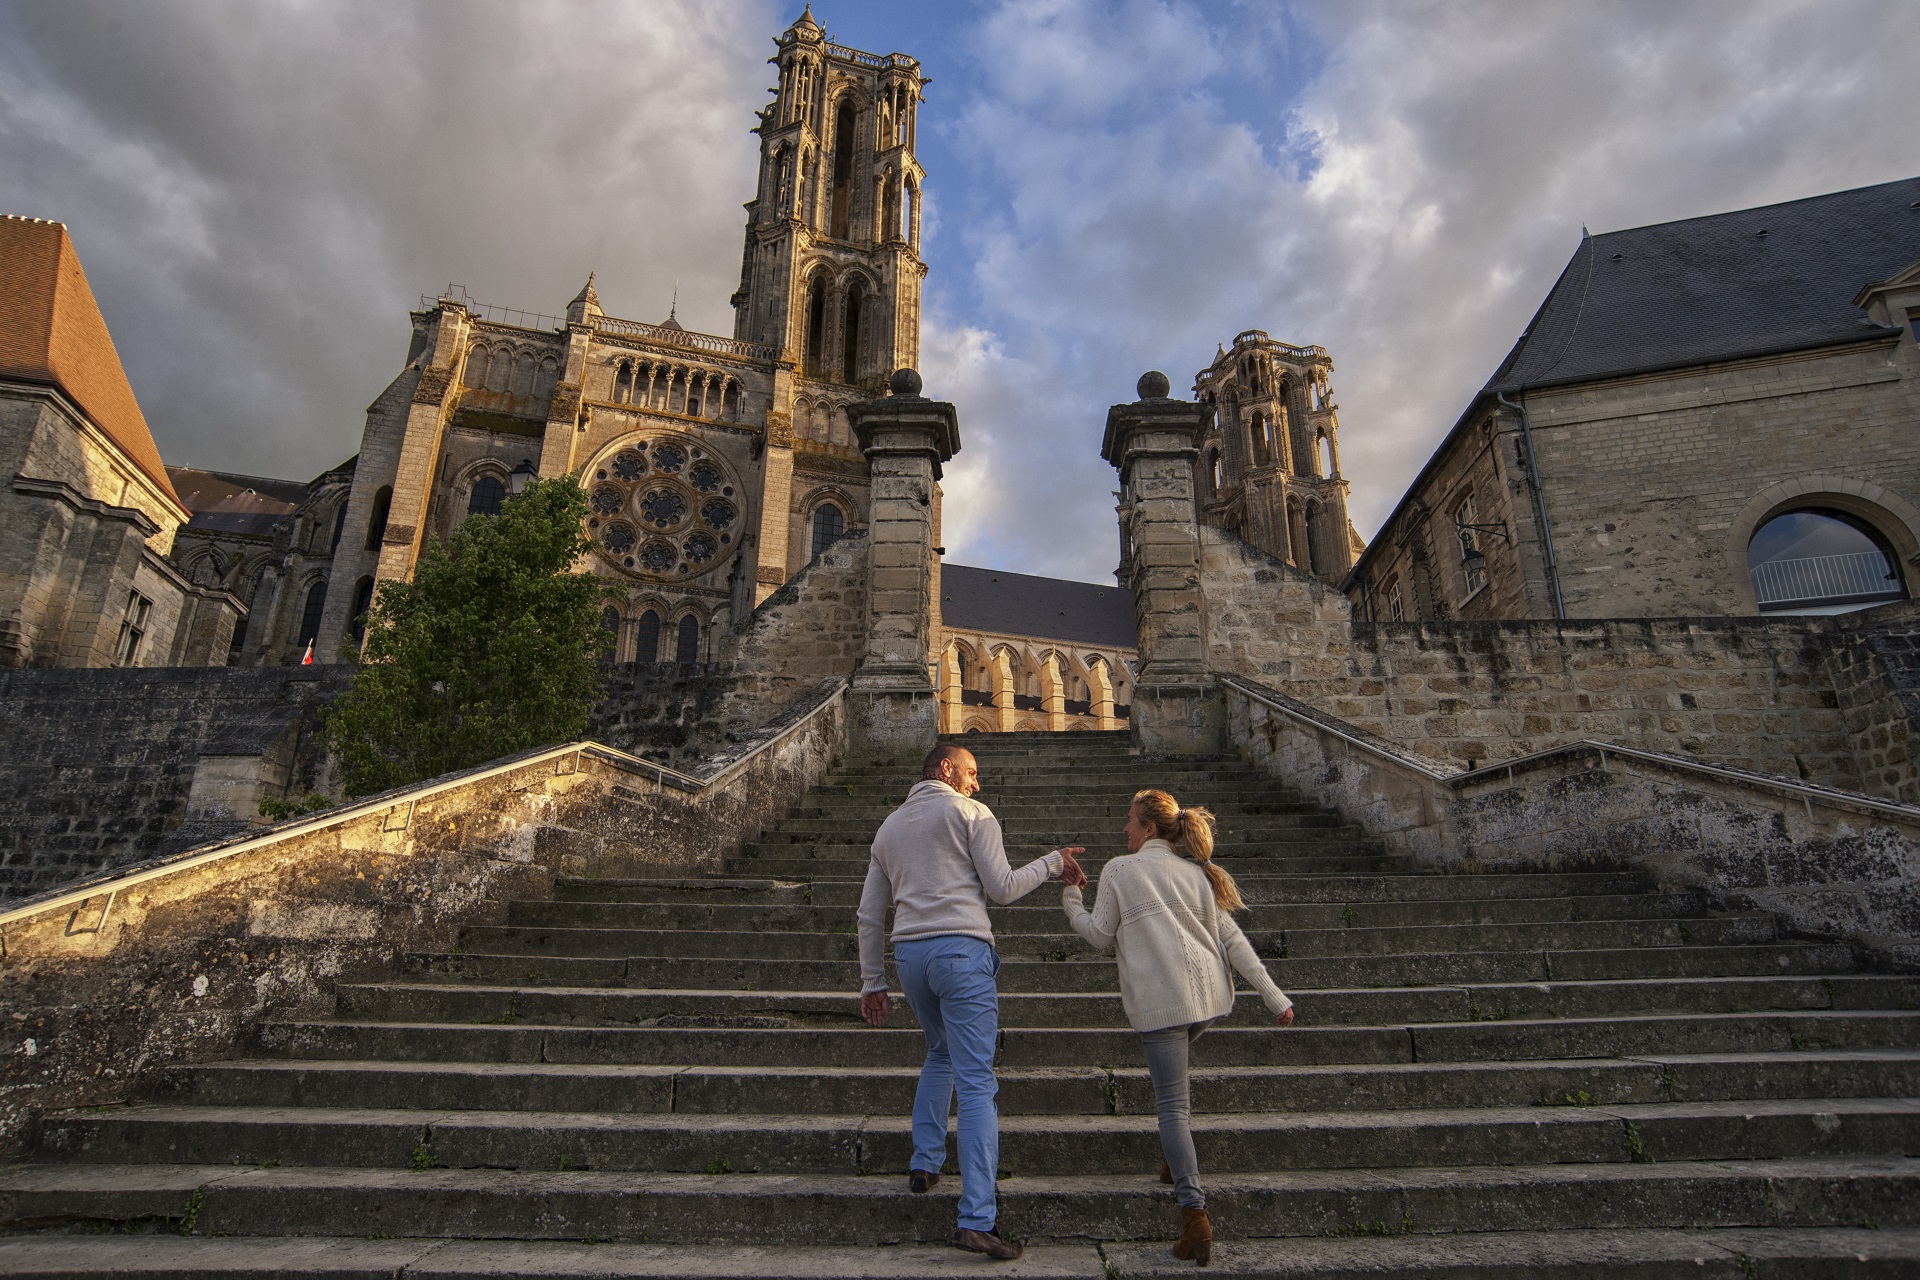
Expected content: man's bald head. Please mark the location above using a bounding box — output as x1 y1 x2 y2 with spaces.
923 743 974 780
922 743 981 796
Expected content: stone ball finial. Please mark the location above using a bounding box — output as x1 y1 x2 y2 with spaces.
889 367 924 397
1137 370 1171 400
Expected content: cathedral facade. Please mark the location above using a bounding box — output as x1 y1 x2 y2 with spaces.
306 8 927 664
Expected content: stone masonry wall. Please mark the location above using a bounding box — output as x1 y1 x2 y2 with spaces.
0 666 349 901
1825 602 1920 803
0 682 847 1156
1200 524 1875 791
725 529 869 708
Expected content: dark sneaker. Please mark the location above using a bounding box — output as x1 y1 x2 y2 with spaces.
909 1169 941 1193
954 1228 1023 1260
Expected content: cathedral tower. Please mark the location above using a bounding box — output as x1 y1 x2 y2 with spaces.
732 6 925 383
1193 331 1357 580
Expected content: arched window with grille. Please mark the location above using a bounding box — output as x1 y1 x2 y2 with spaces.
811 504 845 559
675 614 700 664
468 475 506 518
1748 508 1907 614
634 610 661 663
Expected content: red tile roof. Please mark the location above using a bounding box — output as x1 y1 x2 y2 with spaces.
0 216 181 506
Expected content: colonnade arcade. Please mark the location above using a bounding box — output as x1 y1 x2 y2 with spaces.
935 636 1133 734
606 358 745 421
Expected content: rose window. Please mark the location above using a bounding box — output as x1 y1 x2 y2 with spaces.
640 540 678 573
640 488 688 529
585 433 745 583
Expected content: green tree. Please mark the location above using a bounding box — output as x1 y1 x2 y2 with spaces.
325 475 613 797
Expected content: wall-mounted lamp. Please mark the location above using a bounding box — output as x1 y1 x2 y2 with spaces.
508 460 539 495
1457 521 1511 569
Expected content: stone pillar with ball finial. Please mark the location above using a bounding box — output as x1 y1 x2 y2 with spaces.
844 367 960 757
1101 370 1223 755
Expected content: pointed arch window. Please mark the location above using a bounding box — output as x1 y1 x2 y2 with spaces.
463 345 488 387
805 274 829 376
297 581 328 647
349 576 375 643
830 99 856 238
364 486 392 552
676 614 700 664
635 609 662 663
842 282 865 383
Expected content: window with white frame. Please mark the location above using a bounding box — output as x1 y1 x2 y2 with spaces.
1383 576 1406 622
1453 491 1485 596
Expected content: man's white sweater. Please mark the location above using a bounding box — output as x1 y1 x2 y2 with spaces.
857 779 1064 995
1062 838 1292 1033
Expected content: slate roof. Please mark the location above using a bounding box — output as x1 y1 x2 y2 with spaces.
1346 176 1920 587
166 466 304 538
939 564 1135 650
1487 175 1920 393
0 217 181 505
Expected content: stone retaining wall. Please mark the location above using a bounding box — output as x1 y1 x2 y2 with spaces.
1226 678 1920 969
1200 525 1920 797
0 679 848 1156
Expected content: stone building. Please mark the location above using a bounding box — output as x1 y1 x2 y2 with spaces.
167 460 357 665
935 563 1136 733
1346 176 1920 623
0 216 240 669
1192 329 1363 582
307 7 928 665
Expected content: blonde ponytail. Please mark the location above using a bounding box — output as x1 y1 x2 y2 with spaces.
1131 788 1245 912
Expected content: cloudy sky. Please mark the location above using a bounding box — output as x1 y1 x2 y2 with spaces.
4 1 1915 583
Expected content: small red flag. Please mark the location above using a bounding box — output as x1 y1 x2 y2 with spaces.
301 640 314 665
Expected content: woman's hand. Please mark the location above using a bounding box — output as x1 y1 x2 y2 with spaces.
1057 847 1088 888
1275 1007 1295 1027
861 991 891 1027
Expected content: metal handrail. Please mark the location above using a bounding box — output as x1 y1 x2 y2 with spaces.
1221 675 1920 824
0 678 849 932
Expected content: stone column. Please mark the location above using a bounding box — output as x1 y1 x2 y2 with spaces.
846 368 960 758
1041 652 1066 731
1101 371 1221 755
1088 661 1116 731
938 642 962 733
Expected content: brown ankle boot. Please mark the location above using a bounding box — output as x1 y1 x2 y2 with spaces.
1172 1206 1211 1265
1160 1162 1173 1184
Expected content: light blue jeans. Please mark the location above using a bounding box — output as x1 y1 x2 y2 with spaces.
894 934 1002 1232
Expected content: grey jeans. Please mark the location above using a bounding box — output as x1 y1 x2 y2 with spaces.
1140 1018 1214 1210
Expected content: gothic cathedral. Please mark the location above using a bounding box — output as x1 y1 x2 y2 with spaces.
306 8 926 664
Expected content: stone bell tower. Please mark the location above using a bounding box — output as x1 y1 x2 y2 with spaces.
731 6 927 388
1193 330 1355 581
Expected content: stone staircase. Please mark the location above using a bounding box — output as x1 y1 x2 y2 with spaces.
4 730 1918 1277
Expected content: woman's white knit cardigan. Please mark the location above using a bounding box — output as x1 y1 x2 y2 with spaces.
1062 837 1292 1033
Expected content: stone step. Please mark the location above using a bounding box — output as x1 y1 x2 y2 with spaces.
502 892 1712 935
329 976 1920 1031
411 941 1862 992
455 914 1780 962
788 797 1332 818
763 814 1356 835
551 869 1661 906
7 1229 1915 1280
39 1098 1920 1176
149 1050 1920 1118
255 1011 1920 1068
725 855 1398 879
4 1158 1914 1242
